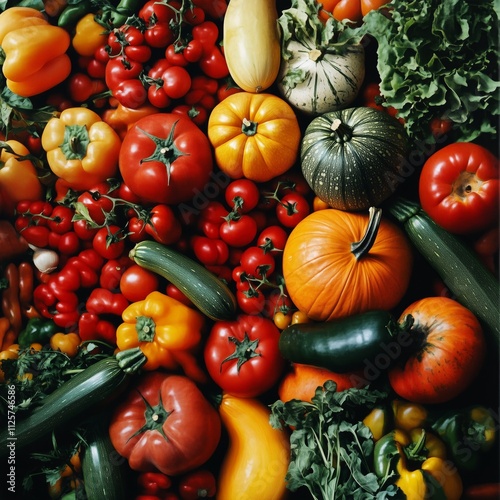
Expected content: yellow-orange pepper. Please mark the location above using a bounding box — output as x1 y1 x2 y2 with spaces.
41 107 121 191
72 13 108 57
0 140 44 215
50 332 81 357
116 291 206 381
0 7 71 97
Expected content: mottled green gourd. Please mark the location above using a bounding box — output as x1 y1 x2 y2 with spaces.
300 107 410 211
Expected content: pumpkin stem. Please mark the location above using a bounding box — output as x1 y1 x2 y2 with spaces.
330 118 353 143
241 117 258 136
351 207 382 259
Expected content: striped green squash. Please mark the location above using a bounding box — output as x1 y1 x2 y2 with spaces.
300 107 410 211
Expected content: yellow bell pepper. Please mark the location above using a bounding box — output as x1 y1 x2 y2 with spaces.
41 107 121 191
374 428 463 499
0 140 44 215
0 7 71 97
116 291 206 381
72 13 108 57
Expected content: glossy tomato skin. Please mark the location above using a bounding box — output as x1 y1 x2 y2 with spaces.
203 315 286 398
119 113 213 205
388 296 486 404
109 372 221 476
419 142 499 235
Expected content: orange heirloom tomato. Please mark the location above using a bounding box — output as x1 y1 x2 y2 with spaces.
318 0 389 22
207 92 301 182
0 140 44 216
0 8 71 97
116 291 206 381
41 107 121 191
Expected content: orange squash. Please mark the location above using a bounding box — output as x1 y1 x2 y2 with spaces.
207 92 301 182
282 207 413 321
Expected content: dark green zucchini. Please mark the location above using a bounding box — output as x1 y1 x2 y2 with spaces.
82 415 131 500
278 310 414 373
130 240 237 321
386 197 500 348
0 348 146 459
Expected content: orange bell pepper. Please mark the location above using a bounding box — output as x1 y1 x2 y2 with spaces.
41 107 121 191
101 102 159 140
116 291 206 382
0 140 44 216
0 7 71 97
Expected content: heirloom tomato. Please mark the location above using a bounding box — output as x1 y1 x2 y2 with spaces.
203 315 285 398
388 297 486 404
419 142 499 235
109 371 221 476
119 113 213 205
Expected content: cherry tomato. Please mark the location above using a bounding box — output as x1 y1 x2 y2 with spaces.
256 225 288 254
276 192 311 228
240 246 276 279
120 264 160 302
47 206 74 234
73 219 99 241
92 225 126 260
145 204 182 245
57 232 81 255
113 79 148 109
161 66 192 100
224 179 260 213
219 215 257 248
191 235 229 266
236 286 266 315
197 201 227 239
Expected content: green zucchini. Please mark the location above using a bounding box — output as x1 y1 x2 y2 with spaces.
130 240 237 321
386 197 500 347
0 348 146 459
278 310 414 373
82 415 131 500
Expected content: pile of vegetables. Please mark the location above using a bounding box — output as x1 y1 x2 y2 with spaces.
0 0 498 499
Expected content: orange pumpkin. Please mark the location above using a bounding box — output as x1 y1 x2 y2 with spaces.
207 92 301 182
282 207 413 321
278 363 365 403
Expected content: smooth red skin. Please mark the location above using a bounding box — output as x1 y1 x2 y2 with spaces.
191 235 229 266
224 179 260 213
256 225 289 253
203 315 286 398
178 469 216 499
236 287 266 315
146 204 182 245
219 215 258 248
120 264 160 302
92 226 125 260
419 142 499 235
388 296 486 404
109 372 221 476
119 113 213 205
276 192 311 228
239 245 275 278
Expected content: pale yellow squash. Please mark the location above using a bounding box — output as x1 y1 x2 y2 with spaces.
223 0 281 93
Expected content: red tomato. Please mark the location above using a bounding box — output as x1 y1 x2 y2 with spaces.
113 79 148 109
77 181 118 226
197 201 227 239
178 469 216 499
119 113 213 205
47 205 74 234
236 286 266 315
120 264 160 302
224 179 260 213
388 297 487 404
191 235 229 266
161 66 192 100
145 204 182 245
92 225 126 260
418 142 499 235
73 219 99 241
105 57 144 91
203 315 286 398
276 192 311 228
239 245 276 279
256 225 289 254
219 214 257 248
109 372 221 475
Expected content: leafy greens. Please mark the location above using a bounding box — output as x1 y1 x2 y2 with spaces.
358 0 499 144
269 381 403 500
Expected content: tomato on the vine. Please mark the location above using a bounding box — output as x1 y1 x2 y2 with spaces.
219 215 257 248
239 245 275 279
203 315 286 398
236 285 266 315
256 225 288 254
92 225 126 260
276 192 311 228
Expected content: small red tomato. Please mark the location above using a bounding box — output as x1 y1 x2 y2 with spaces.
178 469 216 499
219 215 257 248
120 264 160 302
239 245 275 279
92 225 126 260
276 192 311 228
224 179 260 213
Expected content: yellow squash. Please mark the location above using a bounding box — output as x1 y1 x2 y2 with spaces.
217 393 290 500
223 0 281 93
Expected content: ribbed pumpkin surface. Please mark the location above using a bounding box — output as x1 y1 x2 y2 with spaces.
282 208 413 321
300 107 409 211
